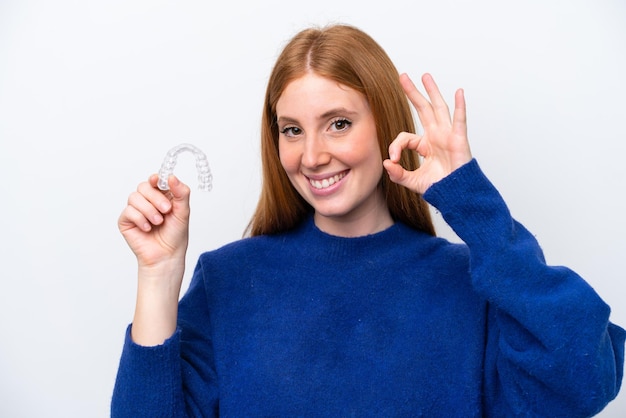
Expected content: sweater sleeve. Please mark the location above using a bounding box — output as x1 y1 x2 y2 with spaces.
111 261 219 418
423 159 626 417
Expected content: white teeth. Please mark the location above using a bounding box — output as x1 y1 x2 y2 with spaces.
309 172 345 190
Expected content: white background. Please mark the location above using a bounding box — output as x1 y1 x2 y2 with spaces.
1 0 624 416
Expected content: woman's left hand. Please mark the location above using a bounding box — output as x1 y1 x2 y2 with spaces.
383 73 472 194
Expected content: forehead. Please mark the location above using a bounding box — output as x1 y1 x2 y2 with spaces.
276 73 367 117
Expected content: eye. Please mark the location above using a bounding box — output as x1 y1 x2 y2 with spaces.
330 118 352 132
279 125 302 137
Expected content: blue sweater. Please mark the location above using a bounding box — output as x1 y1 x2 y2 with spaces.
112 160 625 417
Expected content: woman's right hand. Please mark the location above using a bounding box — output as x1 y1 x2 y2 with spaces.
118 174 191 271
118 174 191 346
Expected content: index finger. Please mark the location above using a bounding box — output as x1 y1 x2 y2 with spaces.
399 73 435 126
141 175 173 213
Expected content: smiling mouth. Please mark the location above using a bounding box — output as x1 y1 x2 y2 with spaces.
308 171 347 190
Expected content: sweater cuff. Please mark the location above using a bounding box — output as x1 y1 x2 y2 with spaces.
423 159 512 248
118 324 182 386
111 325 183 416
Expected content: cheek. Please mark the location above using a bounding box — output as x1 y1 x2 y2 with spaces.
359 141 385 181
278 142 299 175
352 136 383 167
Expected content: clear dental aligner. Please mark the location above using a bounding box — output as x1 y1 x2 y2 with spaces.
157 143 213 192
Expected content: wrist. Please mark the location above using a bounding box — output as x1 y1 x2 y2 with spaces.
131 259 185 346
137 253 185 282
131 278 181 346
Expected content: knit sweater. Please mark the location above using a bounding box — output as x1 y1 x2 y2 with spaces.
111 159 625 417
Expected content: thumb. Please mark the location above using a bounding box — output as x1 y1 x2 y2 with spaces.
383 159 411 189
167 175 191 209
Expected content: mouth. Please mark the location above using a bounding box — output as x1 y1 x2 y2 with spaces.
307 171 348 190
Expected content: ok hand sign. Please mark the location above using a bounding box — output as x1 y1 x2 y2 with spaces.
383 73 472 194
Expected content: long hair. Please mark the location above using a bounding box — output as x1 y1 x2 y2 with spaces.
247 24 435 237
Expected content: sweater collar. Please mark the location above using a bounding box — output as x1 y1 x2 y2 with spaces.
289 215 409 261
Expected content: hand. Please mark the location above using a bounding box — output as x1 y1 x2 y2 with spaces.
118 174 191 271
119 174 191 346
383 73 472 194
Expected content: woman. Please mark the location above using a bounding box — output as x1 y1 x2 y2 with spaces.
112 24 625 417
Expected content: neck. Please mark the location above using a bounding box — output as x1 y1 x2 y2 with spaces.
313 202 394 238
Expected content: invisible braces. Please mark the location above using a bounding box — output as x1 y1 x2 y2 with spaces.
157 143 213 192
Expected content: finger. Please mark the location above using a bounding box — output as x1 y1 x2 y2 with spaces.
399 73 435 126
146 174 171 200
166 175 191 213
119 204 153 233
167 175 191 202
141 176 173 214
382 159 405 184
163 175 191 226
421 73 451 124
388 132 425 161
452 88 467 137
382 159 419 192
127 190 165 227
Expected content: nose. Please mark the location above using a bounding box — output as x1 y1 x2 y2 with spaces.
301 134 331 169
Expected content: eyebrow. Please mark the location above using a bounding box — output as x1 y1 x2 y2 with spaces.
277 107 359 125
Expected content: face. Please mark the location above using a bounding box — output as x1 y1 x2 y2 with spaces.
276 73 392 236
